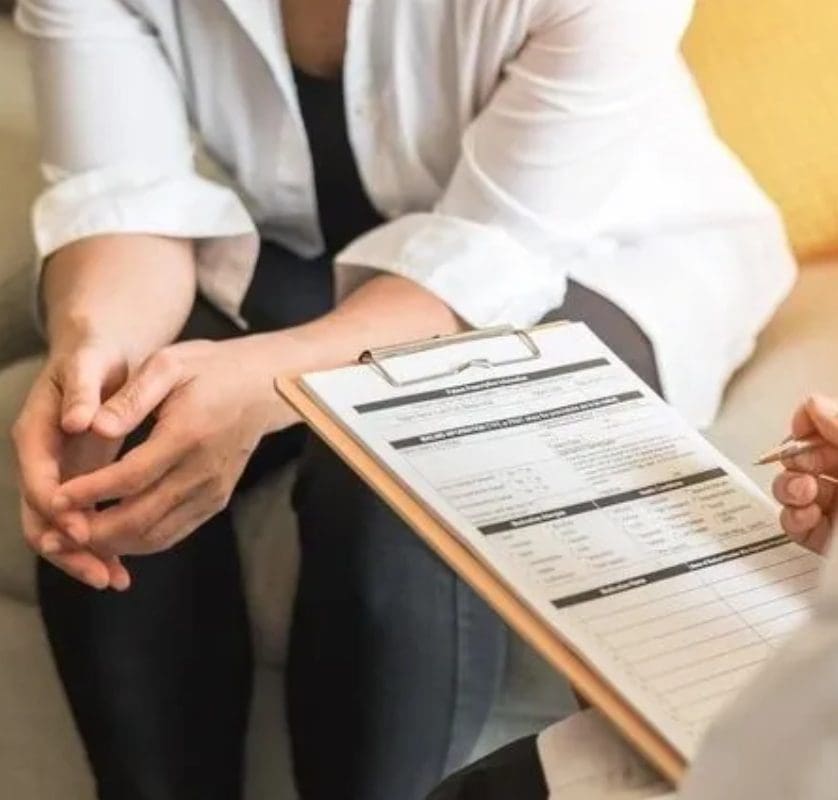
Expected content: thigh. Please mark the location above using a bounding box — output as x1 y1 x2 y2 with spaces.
548 281 662 396
285 280 659 799
37 287 308 800
287 435 508 800
38 505 252 800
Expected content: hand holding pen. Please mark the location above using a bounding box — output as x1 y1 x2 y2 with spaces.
758 395 838 554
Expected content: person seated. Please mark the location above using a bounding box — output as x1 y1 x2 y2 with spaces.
12 0 795 798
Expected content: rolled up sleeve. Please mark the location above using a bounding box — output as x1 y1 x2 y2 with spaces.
15 0 257 309
335 0 694 328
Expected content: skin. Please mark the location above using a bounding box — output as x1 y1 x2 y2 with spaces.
12 234 197 590
773 394 838 555
281 0 350 78
14 241 462 587
12 0 463 593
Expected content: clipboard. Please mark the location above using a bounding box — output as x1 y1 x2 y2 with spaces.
276 324 686 785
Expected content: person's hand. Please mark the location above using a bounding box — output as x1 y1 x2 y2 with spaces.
772 394 838 554
51 336 299 556
12 341 133 589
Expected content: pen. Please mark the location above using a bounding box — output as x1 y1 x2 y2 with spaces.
754 435 838 486
754 435 825 466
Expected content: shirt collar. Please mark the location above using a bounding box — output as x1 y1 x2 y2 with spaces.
217 0 299 119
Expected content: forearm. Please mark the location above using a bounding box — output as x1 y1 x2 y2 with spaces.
42 234 196 364
276 274 465 373
240 274 465 432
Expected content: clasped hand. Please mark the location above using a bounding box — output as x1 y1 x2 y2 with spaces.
13 336 293 590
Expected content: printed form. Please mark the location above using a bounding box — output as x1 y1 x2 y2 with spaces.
301 323 820 757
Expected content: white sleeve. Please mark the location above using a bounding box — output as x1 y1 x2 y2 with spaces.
679 526 838 800
335 0 694 327
15 0 255 266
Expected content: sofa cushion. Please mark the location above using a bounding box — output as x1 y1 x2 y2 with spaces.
0 265 42 367
232 466 300 668
0 357 43 604
0 21 42 365
0 596 95 799
0 20 39 280
683 0 838 261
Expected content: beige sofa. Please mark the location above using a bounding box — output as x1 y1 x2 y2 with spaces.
3 14 838 800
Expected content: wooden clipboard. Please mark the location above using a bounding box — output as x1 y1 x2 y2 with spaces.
276 325 686 785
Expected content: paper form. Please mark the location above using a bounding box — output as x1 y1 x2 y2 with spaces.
300 323 820 758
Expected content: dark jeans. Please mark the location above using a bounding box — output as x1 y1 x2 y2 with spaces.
428 735 545 800
38 243 661 800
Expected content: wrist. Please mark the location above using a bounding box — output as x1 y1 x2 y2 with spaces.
228 333 304 434
245 320 367 434
47 311 148 372
47 308 98 352
46 312 96 360
42 234 196 369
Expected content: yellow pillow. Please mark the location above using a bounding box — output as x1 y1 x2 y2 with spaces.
683 0 838 261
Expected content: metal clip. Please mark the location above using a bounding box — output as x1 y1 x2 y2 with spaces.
359 325 542 388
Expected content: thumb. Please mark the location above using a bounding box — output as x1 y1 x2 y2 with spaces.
60 347 110 434
807 395 838 446
92 350 182 439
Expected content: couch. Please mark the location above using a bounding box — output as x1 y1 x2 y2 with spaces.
3 4 838 799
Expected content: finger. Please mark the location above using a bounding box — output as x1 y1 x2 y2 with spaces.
105 557 132 592
32 512 130 591
23 502 110 590
780 504 823 540
54 509 92 546
52 423 186 512
60 430 124 483
87 470 207 556
92 351 181 439
800 515 833 555
783 395 838 473
60 347 109 434
39 533 131 591
807 395 838 446
790 402 817 439
20 502 74 562
42 547 111 590
20 497 56 554
782 445 838 476
814 476 837 514
773 471 819 508
38 532 68 555
40 525 80 550
12 399 62 520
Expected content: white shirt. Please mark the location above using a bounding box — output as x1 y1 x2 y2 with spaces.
678 532 838 799
15 0 795 427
